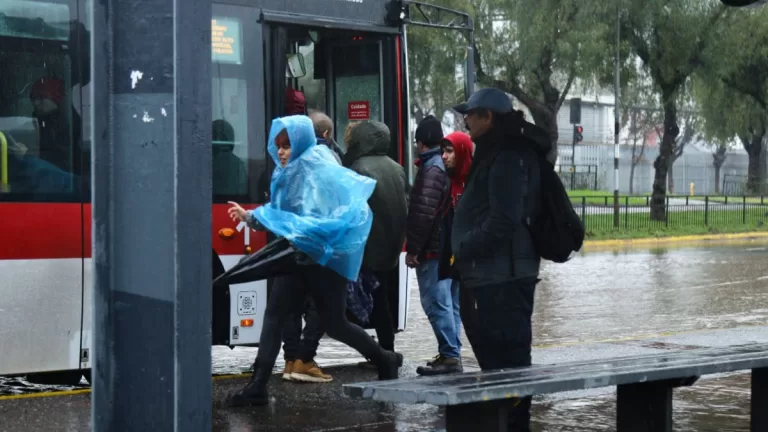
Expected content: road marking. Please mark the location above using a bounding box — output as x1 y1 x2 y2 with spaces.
0 373 256 401
583 231 768 248
3 323 766 402
0 388 91 401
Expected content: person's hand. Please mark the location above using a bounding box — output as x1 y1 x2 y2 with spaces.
405 253 420 268
228 201 248 223
6 135 27 156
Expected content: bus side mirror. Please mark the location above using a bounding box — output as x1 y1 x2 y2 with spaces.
286 53 307 79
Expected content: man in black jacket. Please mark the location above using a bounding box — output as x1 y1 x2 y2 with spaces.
451 88 550 431
343 121 408 359
406 115 462 375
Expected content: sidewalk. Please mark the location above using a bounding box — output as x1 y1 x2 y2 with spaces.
1 326 765 431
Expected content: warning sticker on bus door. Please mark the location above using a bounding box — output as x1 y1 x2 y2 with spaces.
348 101 370 120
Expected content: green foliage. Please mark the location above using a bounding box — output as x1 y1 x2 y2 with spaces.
405 0 471 120
405 0 617 143
695 6 768 145
624 0 726 99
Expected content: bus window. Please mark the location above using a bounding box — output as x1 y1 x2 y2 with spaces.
0 1 81 200
331 40 383 144
295 42 326 114
211 16 255 201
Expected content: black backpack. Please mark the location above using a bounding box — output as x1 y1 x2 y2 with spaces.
502 116 585 263
526 154 585 263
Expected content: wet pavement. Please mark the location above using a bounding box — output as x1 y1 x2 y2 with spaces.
2 239 768 430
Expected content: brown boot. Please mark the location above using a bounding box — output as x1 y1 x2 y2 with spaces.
290 359 333 383
282 361 295 381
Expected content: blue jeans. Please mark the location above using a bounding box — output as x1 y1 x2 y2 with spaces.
416 259 462 359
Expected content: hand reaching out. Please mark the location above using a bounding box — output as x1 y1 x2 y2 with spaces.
228 201 248 223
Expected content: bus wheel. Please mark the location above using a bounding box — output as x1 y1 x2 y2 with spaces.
26 370 84 386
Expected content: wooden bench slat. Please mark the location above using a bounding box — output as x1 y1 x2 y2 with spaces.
344 343 768 406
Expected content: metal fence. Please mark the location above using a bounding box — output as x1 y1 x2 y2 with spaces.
722 174 768 196
557 164 599 191
571 195 768 232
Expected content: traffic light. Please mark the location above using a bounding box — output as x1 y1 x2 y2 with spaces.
574 125 584 143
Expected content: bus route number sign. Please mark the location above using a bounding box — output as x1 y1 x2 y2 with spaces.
348 101 370 120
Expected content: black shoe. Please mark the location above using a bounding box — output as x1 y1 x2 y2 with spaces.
377 351 404 381
361 351 403 370
416 355 463 376
227 365 270 407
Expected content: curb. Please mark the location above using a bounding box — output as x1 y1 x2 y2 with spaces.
583 231 768 248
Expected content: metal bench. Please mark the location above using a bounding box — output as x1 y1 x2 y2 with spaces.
344 343 768 432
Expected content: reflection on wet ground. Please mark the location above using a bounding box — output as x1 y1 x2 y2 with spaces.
534 373 752 432
2 240 767 431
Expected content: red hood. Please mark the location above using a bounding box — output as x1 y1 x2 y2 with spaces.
443 132 473 205
444 131 473 183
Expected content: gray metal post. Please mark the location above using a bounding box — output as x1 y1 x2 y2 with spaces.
90 0 212 430
613 2 621 228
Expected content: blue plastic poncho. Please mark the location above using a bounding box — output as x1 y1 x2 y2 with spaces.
251 115 377 281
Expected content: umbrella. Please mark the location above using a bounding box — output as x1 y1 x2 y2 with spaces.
213 237 298 286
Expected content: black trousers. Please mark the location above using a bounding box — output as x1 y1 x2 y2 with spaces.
280 274 324 363
369 268 397 352
254 264 389 374
459 279 537 432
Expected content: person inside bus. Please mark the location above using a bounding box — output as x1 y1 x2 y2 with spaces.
29 77 82 175
3 131 78 195
226 115 403 407
211 119 247 196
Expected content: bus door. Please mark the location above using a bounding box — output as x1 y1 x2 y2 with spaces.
294 30 413 333
327 35 413 333
0 0 89 385
261 23 413 333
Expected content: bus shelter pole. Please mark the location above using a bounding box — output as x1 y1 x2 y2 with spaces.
90 0 212 430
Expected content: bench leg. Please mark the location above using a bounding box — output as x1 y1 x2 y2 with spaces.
445 400 508 432
617 381 673 432
752 367 768 431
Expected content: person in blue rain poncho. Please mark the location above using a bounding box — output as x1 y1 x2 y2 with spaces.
226 115 404 408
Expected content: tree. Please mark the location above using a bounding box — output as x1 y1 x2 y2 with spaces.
654 83 701 195
627 109 659 194
407 24 467 124
624 0 727 219
712 144 729 194
462 0 617 163
619 66 660 194
695 6 768 194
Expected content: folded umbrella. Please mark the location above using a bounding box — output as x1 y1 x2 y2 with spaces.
213 237 298 286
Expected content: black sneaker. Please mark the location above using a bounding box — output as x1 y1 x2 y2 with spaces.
378 351 404 381
416 355 463 376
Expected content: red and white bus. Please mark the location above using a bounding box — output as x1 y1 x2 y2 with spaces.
0 0 435 385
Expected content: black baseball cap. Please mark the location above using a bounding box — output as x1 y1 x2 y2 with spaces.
453 88 513 114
